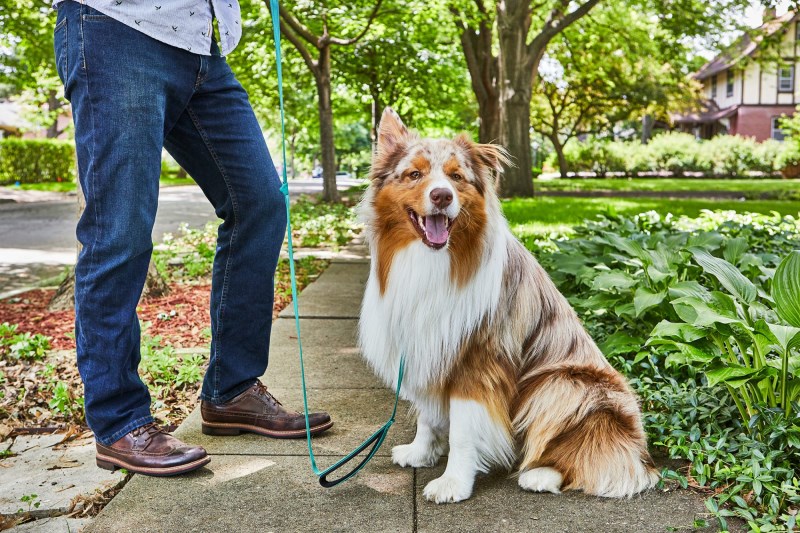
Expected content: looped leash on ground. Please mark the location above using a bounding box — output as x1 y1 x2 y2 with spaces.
268 0 405 488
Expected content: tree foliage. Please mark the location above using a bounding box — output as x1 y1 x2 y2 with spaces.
531 1 702 176
0 0 66 137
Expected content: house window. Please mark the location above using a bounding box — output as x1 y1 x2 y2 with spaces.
779 66 795 92
711 76 717 98
726 70 734 97
772 117 786 141
796 22 800 41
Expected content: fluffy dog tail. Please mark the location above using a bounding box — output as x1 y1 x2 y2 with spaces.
513 363 659 498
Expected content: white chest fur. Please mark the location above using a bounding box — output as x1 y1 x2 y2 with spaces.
358 232 508 395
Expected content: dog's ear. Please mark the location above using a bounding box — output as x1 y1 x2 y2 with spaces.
455 133 511 179
377 108 409 156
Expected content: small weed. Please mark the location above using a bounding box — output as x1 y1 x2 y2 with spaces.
17 493 40 514
48 381 84 419
175 354 204 388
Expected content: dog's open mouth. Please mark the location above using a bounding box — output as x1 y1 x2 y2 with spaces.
407 208 452 250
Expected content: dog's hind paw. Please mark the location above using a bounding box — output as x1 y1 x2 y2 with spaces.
423 475 472 503
518 467 563 494
392 443 441 468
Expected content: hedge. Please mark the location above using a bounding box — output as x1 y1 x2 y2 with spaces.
0 138 76 185
558 133 800 177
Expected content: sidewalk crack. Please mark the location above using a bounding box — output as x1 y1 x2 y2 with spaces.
412 467 418 533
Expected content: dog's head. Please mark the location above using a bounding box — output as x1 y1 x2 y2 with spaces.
366 108 508 253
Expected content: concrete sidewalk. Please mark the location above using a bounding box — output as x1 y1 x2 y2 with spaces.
86 259 726 533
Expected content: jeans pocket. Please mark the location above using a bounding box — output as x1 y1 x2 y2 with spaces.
53 16 67 85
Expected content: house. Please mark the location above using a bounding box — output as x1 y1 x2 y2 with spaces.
0 101 29 138
674 10 800 141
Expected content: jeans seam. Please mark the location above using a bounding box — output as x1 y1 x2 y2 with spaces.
186 104 239 402
99 414 154 446
75 5 100 352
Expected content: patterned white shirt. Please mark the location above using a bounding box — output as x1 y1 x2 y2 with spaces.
53 0 242 56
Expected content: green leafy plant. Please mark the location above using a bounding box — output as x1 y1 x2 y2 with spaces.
0 323 51 361
48 381 84 419
536 210 800 530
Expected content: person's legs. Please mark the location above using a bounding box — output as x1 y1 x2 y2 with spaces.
55 2 197 444
163 49 286 403
164 47 332 438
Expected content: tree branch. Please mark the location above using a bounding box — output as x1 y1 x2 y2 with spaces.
526 0 600 68
278 4 319 46
329 0 385 46
279 20 319 76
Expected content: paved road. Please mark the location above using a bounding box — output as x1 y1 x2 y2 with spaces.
0 179 365 295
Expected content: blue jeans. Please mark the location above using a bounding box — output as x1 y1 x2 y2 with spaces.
54 2 287 445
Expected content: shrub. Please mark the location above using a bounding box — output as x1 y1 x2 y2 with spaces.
563 138 626 176
0 138 76 184
753 139 783 173
645 132 707 173
559 133 794 177
700 135 762 174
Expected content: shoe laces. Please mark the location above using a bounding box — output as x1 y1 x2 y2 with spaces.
131 422 168 444
254 381 283 406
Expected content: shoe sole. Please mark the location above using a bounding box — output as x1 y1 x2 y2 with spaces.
201 420 334 439
96 453 211 477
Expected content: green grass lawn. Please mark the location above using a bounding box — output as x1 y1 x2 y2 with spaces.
534 177 799 198
6 175 196 192
503 196 800 246
9 181 77 193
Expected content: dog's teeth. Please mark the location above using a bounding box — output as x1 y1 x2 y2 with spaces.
418 215 425 226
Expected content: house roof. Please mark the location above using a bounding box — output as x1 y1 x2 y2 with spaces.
694 11 799 80
671 102 739 124
0 101 30 132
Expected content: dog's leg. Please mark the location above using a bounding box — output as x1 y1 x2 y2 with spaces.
393 398 447 468
423 398 512 504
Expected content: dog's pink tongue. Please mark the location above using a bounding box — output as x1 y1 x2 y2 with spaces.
424 215 449 245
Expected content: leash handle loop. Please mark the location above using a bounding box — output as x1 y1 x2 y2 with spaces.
268 0 405 488
319 423 392 488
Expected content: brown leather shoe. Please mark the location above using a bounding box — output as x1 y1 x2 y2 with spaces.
95 423 210 477
200 381 333 438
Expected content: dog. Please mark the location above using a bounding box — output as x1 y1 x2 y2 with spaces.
357 108 659 504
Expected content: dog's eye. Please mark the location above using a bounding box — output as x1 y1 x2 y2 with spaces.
451 172 463 182
409 170 421 180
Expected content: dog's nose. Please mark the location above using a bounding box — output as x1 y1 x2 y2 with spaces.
430 188 453 209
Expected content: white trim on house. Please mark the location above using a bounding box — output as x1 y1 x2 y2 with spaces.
779 65 795 92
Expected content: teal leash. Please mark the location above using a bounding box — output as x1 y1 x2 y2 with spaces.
268 0 405 488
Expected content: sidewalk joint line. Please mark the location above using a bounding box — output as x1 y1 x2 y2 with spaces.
412 467 418 533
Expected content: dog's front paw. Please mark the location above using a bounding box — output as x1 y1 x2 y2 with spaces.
423 475 472 504
392 443 441 468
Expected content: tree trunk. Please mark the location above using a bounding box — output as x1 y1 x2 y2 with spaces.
497 1 535 197
289 132 297 179
315 48 339 203
550 135 568 178
641 114 654 144
370 90 380 152
479 96 500 145
454 10 499 145
46 91 62 139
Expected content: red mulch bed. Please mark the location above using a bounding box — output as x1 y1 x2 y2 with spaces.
0 284 295 351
